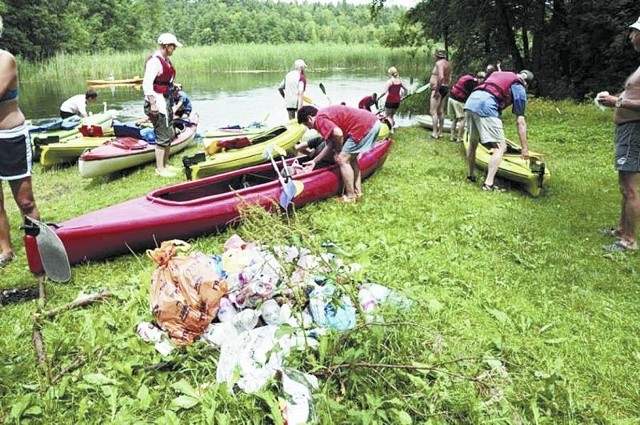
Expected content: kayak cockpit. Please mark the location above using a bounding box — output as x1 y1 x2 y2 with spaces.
148 167 281 204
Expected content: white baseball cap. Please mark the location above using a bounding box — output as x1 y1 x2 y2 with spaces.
294 59 307 69
157 33 183 47
629 17 640 31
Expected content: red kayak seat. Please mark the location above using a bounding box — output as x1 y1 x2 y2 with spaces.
217 136 252 150
110 137 148 150
79 125 105 137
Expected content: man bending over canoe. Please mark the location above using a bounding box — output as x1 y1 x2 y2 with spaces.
596 16 640 252
142 32 183 178
297 105 381 203
59 90 98 119
464 69 533 191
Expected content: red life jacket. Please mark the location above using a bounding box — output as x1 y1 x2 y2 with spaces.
474 71 521 110
449 74 476 102
145 52 176 96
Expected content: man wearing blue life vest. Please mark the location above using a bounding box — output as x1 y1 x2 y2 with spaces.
143 33 183 178
464 69 534 191
172 84 192 119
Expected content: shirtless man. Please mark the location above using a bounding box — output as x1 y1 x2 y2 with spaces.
429 50 452 139
0 16 40 267
596 16 640 252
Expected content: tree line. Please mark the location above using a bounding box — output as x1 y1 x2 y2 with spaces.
0 0 405 59
374 0 639 99
2 0 637 100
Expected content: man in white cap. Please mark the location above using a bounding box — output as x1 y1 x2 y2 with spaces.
277 59 307 120
464 68 534 191
595 16 640 252
142 32 183 177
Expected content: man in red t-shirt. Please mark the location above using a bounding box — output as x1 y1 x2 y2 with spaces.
358 93 378 112
297 105 381 202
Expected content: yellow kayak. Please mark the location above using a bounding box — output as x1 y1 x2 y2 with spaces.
87 76 143 86
32 110 117 162
464 135 550 197
183 122 306 180
40 134 114 166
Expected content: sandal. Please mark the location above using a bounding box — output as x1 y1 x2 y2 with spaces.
482 183 503 192
0 252 16 267
603 240 638 252
466 175 477 183
336 195 357 204
597 227 621 237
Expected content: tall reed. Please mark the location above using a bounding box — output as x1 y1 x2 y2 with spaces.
19 43 431 82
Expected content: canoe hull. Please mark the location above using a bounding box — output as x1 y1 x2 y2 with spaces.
78 115 198 178
414 114 454 132
31 111 116 145
464 136 551 196
24 138 392 274
40 136 113 166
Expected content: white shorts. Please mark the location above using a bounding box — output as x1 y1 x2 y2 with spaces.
448 98 465 119
464 111 505 146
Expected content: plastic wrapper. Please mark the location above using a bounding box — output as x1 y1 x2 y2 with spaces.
148 240 228 347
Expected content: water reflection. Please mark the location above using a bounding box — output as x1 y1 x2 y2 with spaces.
21 71 421 133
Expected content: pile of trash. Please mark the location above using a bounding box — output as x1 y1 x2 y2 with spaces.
137 234 411 424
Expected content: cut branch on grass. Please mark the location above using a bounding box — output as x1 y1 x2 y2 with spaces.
314 358 487 387
32 324 46 366
52 356 87 384
34 290 112 321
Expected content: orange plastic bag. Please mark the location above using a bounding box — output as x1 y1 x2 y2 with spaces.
147 240 228 347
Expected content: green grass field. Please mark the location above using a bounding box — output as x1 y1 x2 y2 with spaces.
1 97 639 424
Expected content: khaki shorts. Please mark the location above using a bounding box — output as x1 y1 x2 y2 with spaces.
144 97 175 147
447 98 465 119
464 111 505 146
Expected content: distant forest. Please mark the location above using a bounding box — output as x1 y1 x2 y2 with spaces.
0 0 408 60
3 0 640 99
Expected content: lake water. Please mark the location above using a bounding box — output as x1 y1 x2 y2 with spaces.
20 70 423 133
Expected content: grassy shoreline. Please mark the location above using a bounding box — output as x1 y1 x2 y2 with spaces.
1 97 639 422
19 43 430 83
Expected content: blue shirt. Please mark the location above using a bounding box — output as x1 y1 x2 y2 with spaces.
464 83 527 117
175 91 192 113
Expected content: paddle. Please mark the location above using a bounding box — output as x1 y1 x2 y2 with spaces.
401 82 430 101
276 147 304 196
319 83 332 104
22 217 71 283
263 144 298 208
377 83 431 113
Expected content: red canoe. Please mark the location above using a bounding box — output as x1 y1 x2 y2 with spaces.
24 138 392 274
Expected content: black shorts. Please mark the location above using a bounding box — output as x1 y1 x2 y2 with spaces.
385 102 400 110
438 86 450 97
0 124 32 180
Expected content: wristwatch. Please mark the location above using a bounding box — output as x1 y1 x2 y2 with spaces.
615 97 623 108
